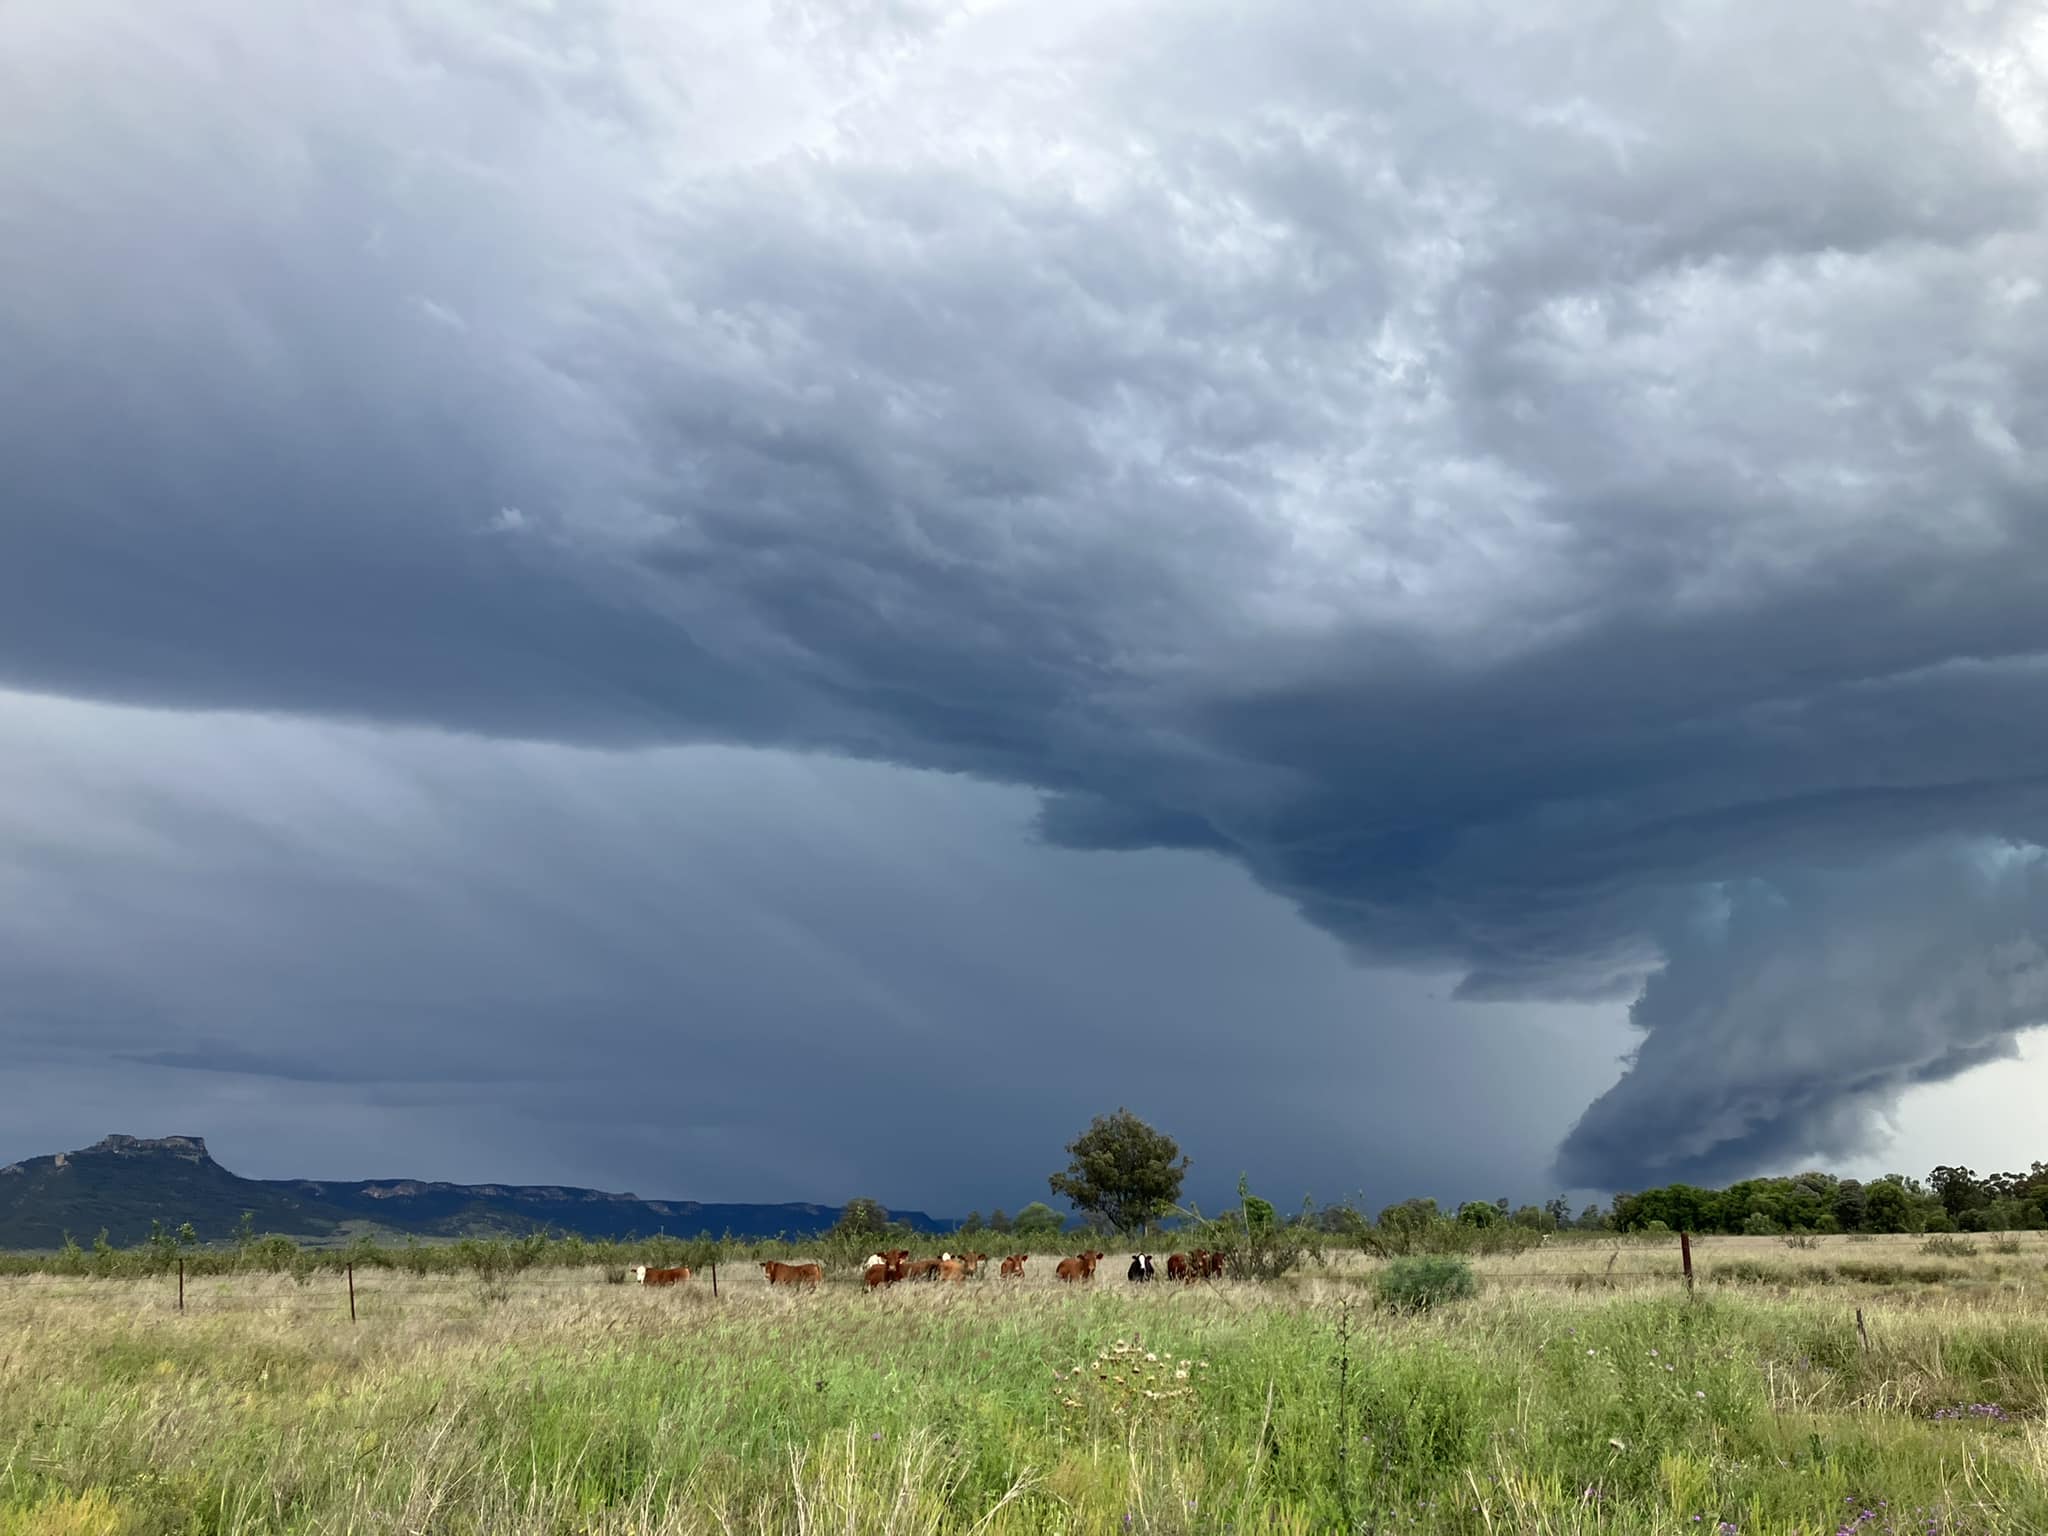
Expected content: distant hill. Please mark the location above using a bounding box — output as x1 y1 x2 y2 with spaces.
0 1135 952 1249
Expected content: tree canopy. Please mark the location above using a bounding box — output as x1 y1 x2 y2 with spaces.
1010 1202 1065 1238
829 1199 890 1240
1047 1108 1189 1234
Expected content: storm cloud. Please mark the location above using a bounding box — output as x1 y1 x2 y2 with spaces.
3 0 2046 1191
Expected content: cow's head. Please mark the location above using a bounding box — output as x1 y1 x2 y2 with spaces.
632 1265 646 1282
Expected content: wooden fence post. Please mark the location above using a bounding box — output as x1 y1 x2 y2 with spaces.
178 1257 185 1312
347 1262 357 1324
1680 1231 1694 1295
1856 1307 1870 1353
710 1262 718 1299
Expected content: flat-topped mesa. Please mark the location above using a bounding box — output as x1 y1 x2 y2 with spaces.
348 1181 645 1203
85 1134 213 1160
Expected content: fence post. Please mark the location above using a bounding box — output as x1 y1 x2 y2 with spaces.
1680 1231 1694 1295
347 1262 357 1324
710 1262 718 1299
1856 1307 1870 1353
178 1257 185 1312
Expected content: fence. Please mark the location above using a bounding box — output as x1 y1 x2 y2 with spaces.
1 1244 1711 1317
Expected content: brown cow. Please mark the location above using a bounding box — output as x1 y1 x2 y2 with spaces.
761 1260 823 1288
958 1251 990 1277
1165 1253 1190 1282
1054 1249 1106 1283
1201 1250 1226 1279
862 1250 911 1288
999 1254 1029 1278
635 1264 691 1286
937 1258 967 1281
902 1258 941 1281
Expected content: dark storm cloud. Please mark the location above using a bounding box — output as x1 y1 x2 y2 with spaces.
2 0 2046 1186
0 695 1613 1209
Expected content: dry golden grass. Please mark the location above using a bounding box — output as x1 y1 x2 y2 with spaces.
4 1248 2047 1533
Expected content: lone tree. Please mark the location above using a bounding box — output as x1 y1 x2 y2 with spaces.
1010 1202 1065 1240
1048 1108 1189 1235
832 1199 891 1240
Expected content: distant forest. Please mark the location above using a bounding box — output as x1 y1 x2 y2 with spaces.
974 1165 2048 1244
944 1162 2048 1242
1202 1161 2048 1242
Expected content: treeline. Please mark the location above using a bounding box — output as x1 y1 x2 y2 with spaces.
14 1161 2040 1280
1612 1163 2048 1236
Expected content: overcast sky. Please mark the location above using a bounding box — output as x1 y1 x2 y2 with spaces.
3 0 2046 1217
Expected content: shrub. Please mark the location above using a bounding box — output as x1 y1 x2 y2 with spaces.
603 1266 630 1284
1835 1260 1904 1285
1990 1236 2022 1256
1713 1259 1793 1286
1783 1232 1820 1249
1374 1256 1478 1312
1921 1235 1978 1259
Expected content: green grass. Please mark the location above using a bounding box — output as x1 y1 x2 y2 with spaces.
3 1258 2047 1533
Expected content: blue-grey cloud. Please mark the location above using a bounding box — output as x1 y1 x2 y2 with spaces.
0 692 1617 1210
2 0 2046 1189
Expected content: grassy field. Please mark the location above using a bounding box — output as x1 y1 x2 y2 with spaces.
3 1236 2046 1534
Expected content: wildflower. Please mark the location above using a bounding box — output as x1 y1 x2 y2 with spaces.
1695 1391 1707 1399
1649 1348 1659 1356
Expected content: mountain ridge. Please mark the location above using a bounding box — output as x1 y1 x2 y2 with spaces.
0 1135 952 1248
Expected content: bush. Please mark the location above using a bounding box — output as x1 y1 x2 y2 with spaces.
1990 1236 2022 1256
1921 1235 1978 1259
1783 1232 1820 1249
1714 1259 1795 1286
1374 1256 1478 1312
1835 1260 1903 1285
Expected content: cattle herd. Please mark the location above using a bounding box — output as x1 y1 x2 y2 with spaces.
629 1248 1232 1289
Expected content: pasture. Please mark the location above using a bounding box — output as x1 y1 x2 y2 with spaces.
3 1235 2047 1534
